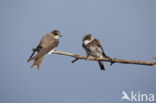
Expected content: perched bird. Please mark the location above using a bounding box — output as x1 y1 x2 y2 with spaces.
27 30 62 69
82 34 110 70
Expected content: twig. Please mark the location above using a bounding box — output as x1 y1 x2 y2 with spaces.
53 50 156 66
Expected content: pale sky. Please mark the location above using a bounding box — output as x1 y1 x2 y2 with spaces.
0 0 156 103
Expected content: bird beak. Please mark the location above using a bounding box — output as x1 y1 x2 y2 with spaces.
60 35 62 37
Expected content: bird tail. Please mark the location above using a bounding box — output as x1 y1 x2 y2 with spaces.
27 48 37 62
98 61 105 71
31 56 44 70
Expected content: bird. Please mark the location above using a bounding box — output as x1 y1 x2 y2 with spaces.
82 34 110 70
27 30 62 69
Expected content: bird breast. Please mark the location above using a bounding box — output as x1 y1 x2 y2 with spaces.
88 46 102 58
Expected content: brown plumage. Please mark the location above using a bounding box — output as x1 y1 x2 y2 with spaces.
27 30 62 69
82 34 109 70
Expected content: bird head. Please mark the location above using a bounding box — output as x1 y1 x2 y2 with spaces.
52 30 62 39
83 34 94 45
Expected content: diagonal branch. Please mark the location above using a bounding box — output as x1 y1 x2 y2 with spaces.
53 50 156 66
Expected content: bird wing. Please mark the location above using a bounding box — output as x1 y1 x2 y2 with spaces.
39 33 54 47
94 39 108 57
28 34 59 61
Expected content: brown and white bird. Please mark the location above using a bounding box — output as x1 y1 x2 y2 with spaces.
82 34 110 70
27 30 62 69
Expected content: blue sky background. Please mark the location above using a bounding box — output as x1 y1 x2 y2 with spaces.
0 0 156 103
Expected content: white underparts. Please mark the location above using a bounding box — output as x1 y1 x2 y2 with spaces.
88 47 103 58
48 49 54 55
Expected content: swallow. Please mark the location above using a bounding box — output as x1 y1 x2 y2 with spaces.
27 30 62 69
82 34 110 70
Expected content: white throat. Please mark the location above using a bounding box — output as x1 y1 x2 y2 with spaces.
54 35 60 39
84 39 93 45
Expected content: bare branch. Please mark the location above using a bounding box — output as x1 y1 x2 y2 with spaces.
53 50 156 66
